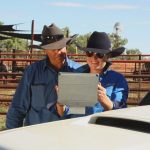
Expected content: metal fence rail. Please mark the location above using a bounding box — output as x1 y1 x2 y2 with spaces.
0 53 150 116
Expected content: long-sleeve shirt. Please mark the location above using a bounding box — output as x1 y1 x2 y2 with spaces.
85 69 129 115
6 57 82 129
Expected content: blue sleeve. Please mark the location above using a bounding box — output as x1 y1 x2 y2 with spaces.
6 67 32 129
86 72 128 115
66 58 84 72
111 75 129 109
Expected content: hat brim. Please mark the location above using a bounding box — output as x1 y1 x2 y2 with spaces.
106 47 125 58
67 34 78 45
77 45 125 58
28 38 69 50
41 37 70 50
29 34 77 50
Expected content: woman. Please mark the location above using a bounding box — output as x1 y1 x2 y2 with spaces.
78 31 129 115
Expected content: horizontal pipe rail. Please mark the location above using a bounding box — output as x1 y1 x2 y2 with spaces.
1 53 150 57
0 79 20 81
0 53 45 56
0 58 40 61
0 53 149 116
1 57 150 63
0 99 12 102
0 72 22 75
129 88 149 92
0 85 18 88
124 74 150 78
0 72 149 78
0 112 7 115
128 81 150 83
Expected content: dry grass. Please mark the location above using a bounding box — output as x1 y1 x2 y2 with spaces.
0 116 6 131
0 103 9 131
0 79 149 131
0 88 14 131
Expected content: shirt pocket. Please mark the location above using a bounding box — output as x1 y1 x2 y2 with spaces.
31 84 46 110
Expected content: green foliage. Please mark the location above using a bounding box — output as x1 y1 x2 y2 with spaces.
0 37 28 52
62 26 91 54
67 33 91 54
108 33 128 49
62 27 70 37
126 48 142 60
0 21 3 25
126 49 141 55
0 21 28 52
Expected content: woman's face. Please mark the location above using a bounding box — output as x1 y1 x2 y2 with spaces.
86 52 106 73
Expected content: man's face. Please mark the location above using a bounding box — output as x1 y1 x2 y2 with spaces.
45 47 67 70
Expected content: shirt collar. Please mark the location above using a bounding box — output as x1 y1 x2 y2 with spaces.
43 56 49 70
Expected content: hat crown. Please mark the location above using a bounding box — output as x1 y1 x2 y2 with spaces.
42 23 63 38
30 23 77 50
41 23 64 45
87 31 111 51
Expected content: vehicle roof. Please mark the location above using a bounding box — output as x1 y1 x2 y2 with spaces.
0 106 150 150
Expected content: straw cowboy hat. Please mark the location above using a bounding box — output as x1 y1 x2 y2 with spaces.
78 31 125 58
31 23 77 50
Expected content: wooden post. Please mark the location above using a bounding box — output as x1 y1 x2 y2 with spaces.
12 49 16 79
137 54 142 103
29 20 34 64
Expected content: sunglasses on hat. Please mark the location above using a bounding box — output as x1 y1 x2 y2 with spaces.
86 52 104 58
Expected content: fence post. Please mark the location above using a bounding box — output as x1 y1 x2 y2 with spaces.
29 20 34 65
137 54 142 103
12 49 16 79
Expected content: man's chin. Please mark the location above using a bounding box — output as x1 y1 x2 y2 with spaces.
56 59 66 70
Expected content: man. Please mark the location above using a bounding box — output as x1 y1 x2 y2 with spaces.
6 23 82 129
78 31 128 114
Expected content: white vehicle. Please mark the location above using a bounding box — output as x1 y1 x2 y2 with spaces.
0 106 150 150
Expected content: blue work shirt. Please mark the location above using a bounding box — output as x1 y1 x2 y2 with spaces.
82 64 129 115
6 57 83 129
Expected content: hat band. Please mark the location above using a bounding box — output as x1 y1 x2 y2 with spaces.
42 34 64 45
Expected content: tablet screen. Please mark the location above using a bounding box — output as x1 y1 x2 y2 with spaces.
58 72 99 107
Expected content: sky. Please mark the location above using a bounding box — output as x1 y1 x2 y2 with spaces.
0 0 150 54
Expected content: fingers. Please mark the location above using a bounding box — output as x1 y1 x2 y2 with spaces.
97 83 107 100
98 83 106 94
56 103 64 117
55 85 59 94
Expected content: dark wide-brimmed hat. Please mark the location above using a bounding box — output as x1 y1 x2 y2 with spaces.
31 23 77 50
78 31 125 58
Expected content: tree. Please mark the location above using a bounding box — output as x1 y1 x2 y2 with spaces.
126 49 142 60
67 33 91 54
62 27 70 38
108 33 128 49
62 26 91 54
0 37 28 52
0 21 28 52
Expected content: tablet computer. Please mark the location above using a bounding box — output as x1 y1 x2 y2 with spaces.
58 72 99 107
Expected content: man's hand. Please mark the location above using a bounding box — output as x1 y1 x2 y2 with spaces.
56 102 65 117
55 85 65 117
